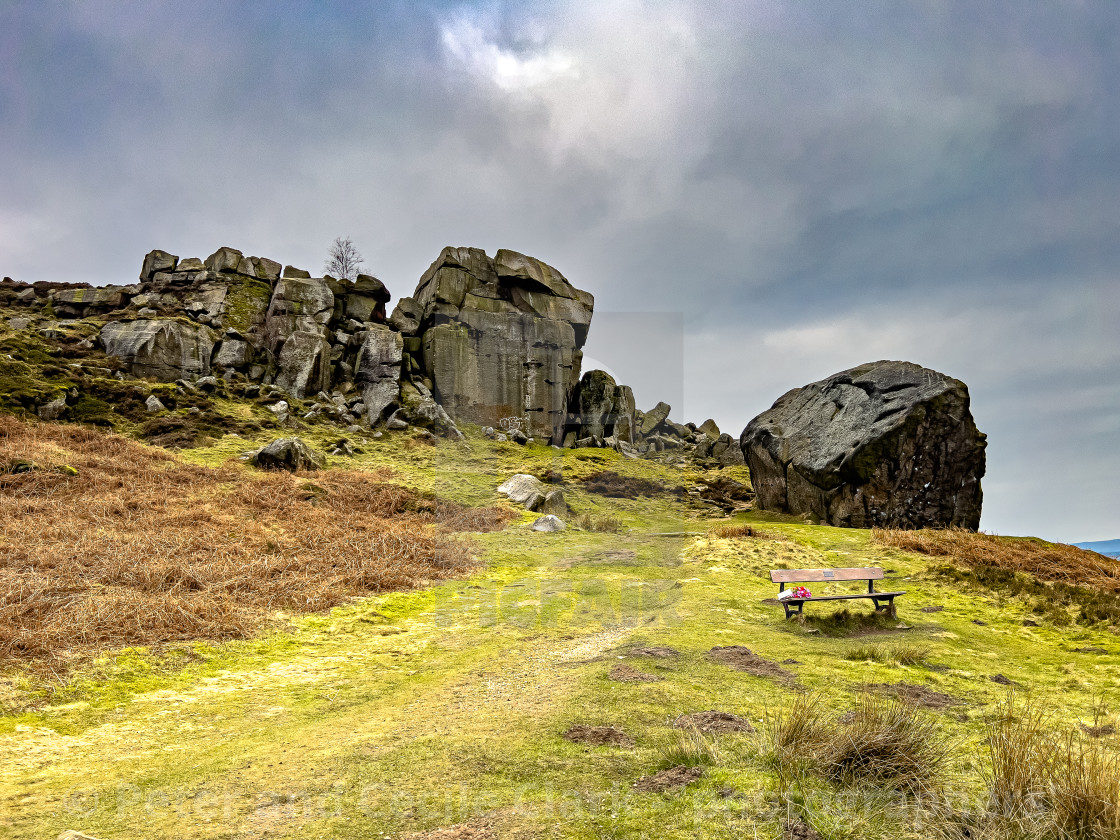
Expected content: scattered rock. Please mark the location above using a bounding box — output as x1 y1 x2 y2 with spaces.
249 438 325 472
562 724 633 747
531 515 566 532
609 663 663 683
633 764 703 793
741 360 987 529
674 710 754 734
921 606 945 613
708 646 797 682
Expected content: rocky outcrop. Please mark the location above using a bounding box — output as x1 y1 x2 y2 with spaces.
393 247 593 444
740 360 986 529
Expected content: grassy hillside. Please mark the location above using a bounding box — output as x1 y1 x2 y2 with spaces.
1 418 1118 840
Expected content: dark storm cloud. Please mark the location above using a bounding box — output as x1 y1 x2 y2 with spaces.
1 1 1117 541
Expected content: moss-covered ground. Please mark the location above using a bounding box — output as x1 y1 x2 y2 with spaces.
1 398 1118 838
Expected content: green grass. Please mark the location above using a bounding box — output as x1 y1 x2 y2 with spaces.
1 413 1118 839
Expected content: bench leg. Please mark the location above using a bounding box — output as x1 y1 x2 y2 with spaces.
872 597 897 619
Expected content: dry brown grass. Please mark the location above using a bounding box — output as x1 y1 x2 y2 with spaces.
707 523 779 540
0 417 513 667
872 528 1120 593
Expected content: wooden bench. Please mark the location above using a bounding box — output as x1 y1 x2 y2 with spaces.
770 567 906 619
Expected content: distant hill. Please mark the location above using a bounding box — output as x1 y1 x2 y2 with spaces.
1074 539 1120 559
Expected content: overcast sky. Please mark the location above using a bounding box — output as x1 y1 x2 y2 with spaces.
2 1 1117 542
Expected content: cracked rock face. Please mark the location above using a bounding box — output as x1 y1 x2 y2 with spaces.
740 360 986 529
403 247 594 444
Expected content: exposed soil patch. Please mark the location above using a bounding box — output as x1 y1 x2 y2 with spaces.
921 606 944 613
862 682 962 710
784 818 823 840
1080 723 1117 738
709 646 797 682
630 646 679 658
674 710 754 734
1074 646 1108 654
563 724 633 747
633 764 703 793
583 470 682 499
404 820 493 840
990 674 1018 686
609 663 663 683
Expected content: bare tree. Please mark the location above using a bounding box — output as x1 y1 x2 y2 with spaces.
324 236 365 281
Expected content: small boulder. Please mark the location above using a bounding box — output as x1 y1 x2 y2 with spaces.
698 418 721 440
497 473 547 510
37 397 67 421
249 438 325 472
532 515 566 532
145 395 166 413
639 401 671 436
540 488 567 516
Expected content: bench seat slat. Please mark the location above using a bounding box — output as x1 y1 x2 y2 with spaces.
782 591 906 603
770 567 884 583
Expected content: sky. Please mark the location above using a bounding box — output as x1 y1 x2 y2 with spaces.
1 1 1117 542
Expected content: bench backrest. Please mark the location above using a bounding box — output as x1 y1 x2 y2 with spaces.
770 567 884 584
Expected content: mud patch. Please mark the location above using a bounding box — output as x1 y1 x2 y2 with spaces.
563 724 634 747
862 682 962 710
990 674 1018 687
783 818 822 839
674 710 754 734
583 471 681 499
404 820 493 840
709 646 797 682
609 663 663 683
633 764 704 793
630 646 679 658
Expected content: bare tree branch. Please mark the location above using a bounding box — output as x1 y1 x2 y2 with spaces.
324 236 365 282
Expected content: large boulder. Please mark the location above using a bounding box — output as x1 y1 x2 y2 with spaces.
408 247 593 444
740 360 986 529
100 320 215 381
